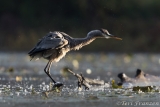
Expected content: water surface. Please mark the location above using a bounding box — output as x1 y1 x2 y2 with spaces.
0 52 160 107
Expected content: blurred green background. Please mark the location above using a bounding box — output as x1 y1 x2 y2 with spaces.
0 0 160 52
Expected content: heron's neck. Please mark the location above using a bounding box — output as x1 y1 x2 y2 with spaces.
70 30 101 50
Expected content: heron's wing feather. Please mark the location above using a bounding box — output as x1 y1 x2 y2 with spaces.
36 37 63 49
28 35 63 55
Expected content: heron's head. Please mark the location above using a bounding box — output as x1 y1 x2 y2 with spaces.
99 28 122 40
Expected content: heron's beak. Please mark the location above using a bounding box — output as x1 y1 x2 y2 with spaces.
109 34 122 40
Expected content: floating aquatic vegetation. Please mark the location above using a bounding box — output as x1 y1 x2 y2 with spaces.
52 86 62 93
132 86 153 92
111 80 122 89
1 85 11 96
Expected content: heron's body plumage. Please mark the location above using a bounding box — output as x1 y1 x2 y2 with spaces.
28 31 70 61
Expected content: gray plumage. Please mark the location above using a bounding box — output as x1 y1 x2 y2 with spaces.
28 29 122 85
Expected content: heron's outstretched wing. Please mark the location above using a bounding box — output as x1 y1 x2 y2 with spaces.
28 32 64 56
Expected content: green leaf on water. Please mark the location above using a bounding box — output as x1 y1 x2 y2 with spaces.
111 80 122 89
52 87 61 93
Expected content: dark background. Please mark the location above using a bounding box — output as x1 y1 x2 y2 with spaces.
0 0 160 52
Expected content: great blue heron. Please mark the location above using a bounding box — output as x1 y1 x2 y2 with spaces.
28 28 122 87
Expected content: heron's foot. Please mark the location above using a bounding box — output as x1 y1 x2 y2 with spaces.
52 82 63 93
53 82 63 87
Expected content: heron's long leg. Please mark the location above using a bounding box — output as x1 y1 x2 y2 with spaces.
47 61 53 75
44 61 50 72
44 60 56 83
